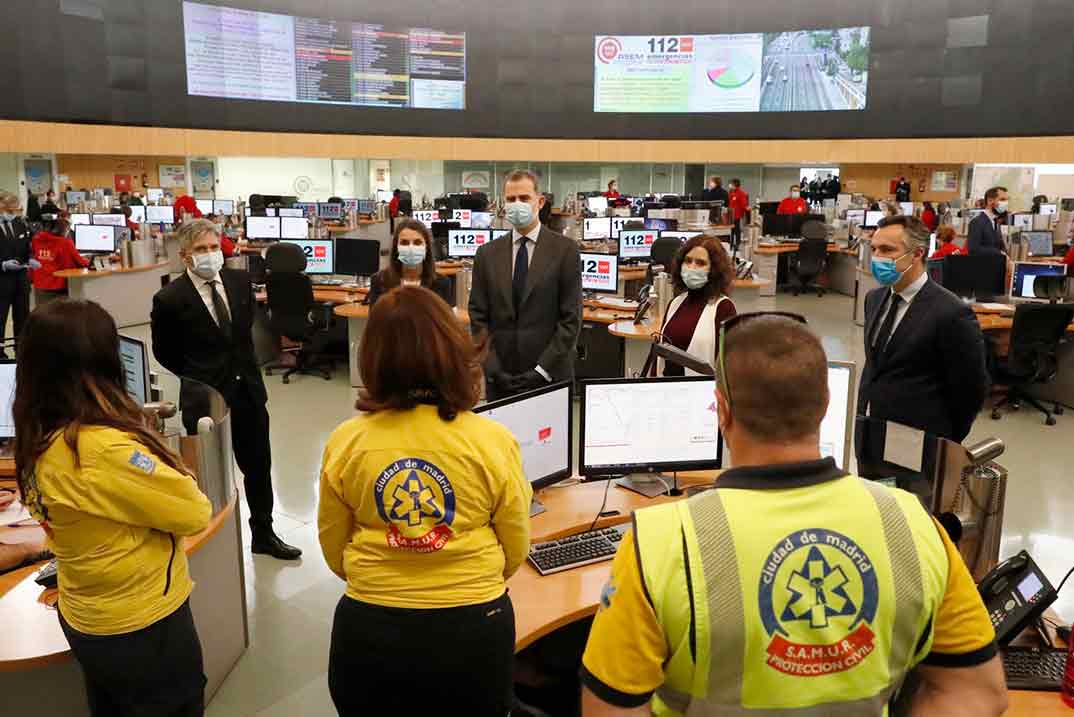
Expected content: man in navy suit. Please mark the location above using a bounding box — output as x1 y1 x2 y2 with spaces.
968 186 1008 256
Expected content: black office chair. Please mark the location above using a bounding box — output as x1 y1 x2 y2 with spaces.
990 302 1074 426
649 237 682 272
263 242 335 383
790 237 829 297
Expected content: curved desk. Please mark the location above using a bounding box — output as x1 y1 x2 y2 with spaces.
752 243 858 298
55 261 170 327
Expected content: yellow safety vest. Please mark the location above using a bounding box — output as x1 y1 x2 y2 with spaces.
633 474 951 716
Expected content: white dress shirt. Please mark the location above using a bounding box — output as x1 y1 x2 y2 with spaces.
871 271 928 346
508 222 551 382
186 269 230 326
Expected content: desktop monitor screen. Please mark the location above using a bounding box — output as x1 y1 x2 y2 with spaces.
899 202 914 216
146 188 164 202
341 198 360 215
413 210 440 227
1040 204 1058 216
335 238 380 276
1013 214 1034 231
644 217 669 232
280 216 309 240
610 216 637 238
580 252 618 293
195 199 214 216
283 239 334 274
661 231 702 242
587 196 609 214
471 211 493 229
0 362 14 439
448 229 491 258
1024 231 1054 257
65 191 85 205
864 210 884 228
127 205 146 224
91 213 124 227
474 382 572 490
69 213 91 226
317 202 343 220
618 229 659 259
492 229 511 241
451 209 473 228
580 376 721 475
75 225 115 253
118 335 150 406
355 199 375 215
146 205 173 224
1012 262 1067 299
846 209 865 226
276 208 300 217
942 254 1007 300
821 362 855 470
245 216 281 240
294 202 317 219
214 199 235 215
583 217 612 240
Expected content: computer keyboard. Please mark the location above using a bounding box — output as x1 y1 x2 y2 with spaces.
1001 646 1068 691
312 278 344 286
528 523 630 576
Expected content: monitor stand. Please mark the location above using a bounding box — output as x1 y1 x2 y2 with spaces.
529 497 547 518
615 473 683 498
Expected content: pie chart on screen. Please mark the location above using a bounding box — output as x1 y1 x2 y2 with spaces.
706 48 755 88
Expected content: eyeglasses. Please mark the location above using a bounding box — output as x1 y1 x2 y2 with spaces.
717 311 808 409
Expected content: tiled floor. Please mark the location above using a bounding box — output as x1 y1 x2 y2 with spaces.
123 289 1074 715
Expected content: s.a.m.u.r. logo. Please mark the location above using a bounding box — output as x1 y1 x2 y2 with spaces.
374 458 456 553
758 529 879 677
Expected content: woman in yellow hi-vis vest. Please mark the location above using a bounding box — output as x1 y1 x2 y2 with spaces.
581 314 1007 717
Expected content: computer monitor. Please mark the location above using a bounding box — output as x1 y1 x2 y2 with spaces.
580 376 721 478
611 217 639 238
1011 262 1067 300
294 202 317 219
65 191 86 205
195 199 213 216
91 213 124 227
580 252 619 294
69 213 91 226
846 209 865 226
583 217 612 240
413 210 440 227
821 362 855 470
471 211 493 229
448 229 491 258
127 205 146 224
335 238 380 277
1012 213 1034 231
1024 231 1054 257
276 207 300 217
762 213 793 237
146 188 164 202
341 198 360 215
431 221 460 240
492 229 511 241
927 258 945 285
864 210 884 228
357 199 377 215
451 209 473 228
283 239 334 274
317 202 343 220
899 202 914 216
376 189 393 203
587 196 609 214
213 199 235 215
75 224 116 253
1040 204 1058 216
644 217 670 232
146 205 173 224
660 231 703 242
474 382 572 497
618 229 659 260
942 254 1007 300
280 216 309 240
245 216 281 240
118 335 150 406
0 361 14 439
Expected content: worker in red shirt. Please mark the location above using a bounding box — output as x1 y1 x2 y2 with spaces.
1062 243 1074 274
776 184 808 215
920 201 939 232
728 178 750 250
603 179 621 199
31 212 88 304
388 189 401 232
930 226 966 260
120 205 140 235
172 195 202 224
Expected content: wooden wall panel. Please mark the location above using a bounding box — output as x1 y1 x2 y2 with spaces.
56 154 188 192
3 121 1074 164
839 163 964 202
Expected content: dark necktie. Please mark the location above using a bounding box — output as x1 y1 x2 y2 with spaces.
209 280 232 338
872 293 903 360
513 237 529 309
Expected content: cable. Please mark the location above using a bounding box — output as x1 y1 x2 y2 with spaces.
587 477 613 534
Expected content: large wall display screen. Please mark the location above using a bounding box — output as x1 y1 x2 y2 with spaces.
183 1 466 110
595 28 870 113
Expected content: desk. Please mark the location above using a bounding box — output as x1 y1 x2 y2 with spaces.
507 478 1066 714
255 286 366 305
55 261 170 328
753 243 858 298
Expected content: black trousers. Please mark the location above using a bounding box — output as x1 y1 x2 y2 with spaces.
0 273 29 351
329 592 515 716
59 599 206 717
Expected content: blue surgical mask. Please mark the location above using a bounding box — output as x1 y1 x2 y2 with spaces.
681 266 709 290
0 213 14 221
870 250 912 286
505 201 535 228
191 250 224 280
398 244 426 267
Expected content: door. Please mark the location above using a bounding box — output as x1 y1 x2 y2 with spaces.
685 164 706 198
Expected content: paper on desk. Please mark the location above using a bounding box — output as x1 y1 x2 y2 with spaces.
883 422 924 473
0 498 32 527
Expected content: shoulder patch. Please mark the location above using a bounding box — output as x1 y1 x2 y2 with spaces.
128 450 157 475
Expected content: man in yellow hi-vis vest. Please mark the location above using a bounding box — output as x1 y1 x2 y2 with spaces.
581 315 1007 716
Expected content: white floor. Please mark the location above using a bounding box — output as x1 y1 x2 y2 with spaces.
119 289 1074 716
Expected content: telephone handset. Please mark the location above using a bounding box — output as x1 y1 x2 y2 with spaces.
977 550 1057 645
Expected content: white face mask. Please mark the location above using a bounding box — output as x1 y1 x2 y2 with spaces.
791 191 801 199
190 250 224 279
398 244 426 267
505 201 536 228
995 200 1009 214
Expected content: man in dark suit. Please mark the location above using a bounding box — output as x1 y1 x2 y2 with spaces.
858 215 989 448
0 191 37 356
469 169 582 400
151 219 300 560
968 186 1009 256
703 176 729 205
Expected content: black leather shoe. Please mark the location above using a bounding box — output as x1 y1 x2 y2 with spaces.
251 533 303 560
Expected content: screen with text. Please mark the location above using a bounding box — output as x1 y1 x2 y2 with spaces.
283 239 334 274
448 229 491 258
477 385 571 486
580 252 618 293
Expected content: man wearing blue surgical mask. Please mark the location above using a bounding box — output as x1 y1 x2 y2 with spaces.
857 215 988 454
968 186 1009 257
469 169 582 399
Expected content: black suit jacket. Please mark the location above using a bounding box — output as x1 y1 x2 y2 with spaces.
468 226 582 381
857 278 989 443
367 270 453 306
151 269 267 408
0 218 32 265
967 212 1006 256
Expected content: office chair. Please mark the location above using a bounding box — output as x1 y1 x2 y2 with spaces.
790 237 829 297
262 242 335 383
650 237 682 272
990 302 1074 426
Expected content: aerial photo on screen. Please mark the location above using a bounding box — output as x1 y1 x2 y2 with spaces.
759 28 870 112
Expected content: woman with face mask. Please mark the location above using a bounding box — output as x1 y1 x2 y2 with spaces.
367 219 453 306
656 236 737 376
